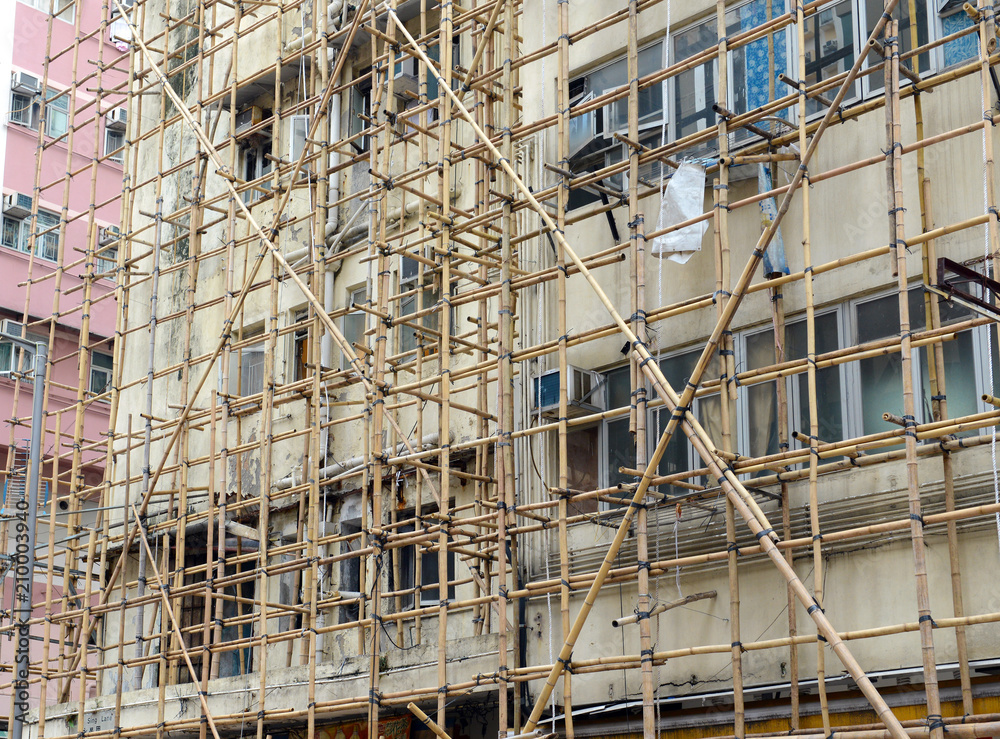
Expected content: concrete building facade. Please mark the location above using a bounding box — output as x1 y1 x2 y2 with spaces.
7 1 1000 739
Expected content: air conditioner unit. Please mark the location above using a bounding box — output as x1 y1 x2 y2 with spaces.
105 106 127 130
98 225 121 246
11 71 40 95
234 105 263 135
0 319 24 339
110 0 134 17
2 193 33 219
392 56 419 98
531 366 604 419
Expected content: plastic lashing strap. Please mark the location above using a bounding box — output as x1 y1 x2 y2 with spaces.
927 715 945 731
726 541 740 554
807 603 822 615
640 647 654 663
636 610 651 622
755 527 774 541
910 513 926 527
637 560 651 571
919 614 938 627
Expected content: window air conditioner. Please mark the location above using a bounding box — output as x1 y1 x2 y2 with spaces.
234 106 263 135
98 225 121 246
393 56 420 99
3 193 33 219
105 106 127 130
531 366 604 419
110 0 134 17
11 71 40 95
0 319 24 338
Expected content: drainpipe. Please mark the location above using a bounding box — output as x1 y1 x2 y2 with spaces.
274 432 443 490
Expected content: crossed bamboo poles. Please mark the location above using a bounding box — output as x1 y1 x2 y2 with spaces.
57 0 915 737
382 4 912 738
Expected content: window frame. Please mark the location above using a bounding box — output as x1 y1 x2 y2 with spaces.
668 0 795 156
240 135 273 204
17 0 75 23
0 328 46 383
342 285 368 371
89 350 114 398
9 90 40 129
566 40 666 211
2 208 60 262
104 126 125 164
348 74 372 154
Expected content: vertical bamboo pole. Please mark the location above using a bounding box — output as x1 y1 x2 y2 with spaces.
793 0 830 730
626 3 656 737
555 0 574 735
919 178 974 713
886 21 944 739
437 0 455 729
495 0 517 728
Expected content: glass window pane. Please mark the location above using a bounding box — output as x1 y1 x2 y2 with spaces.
803 0 856 116
942 11 977 67
606 366 632 410
606 417 635 490
920 330 977 429
865 0 930 89
787 313 844 443
566 427 600 513
654 407 693 497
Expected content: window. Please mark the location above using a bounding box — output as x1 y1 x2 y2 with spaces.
348 76 372 154
89 351 113 396
601 348 722 502
853 287 985 437
671 0 791 154
240 137 272 204
8 87 71 138
338 521 362 624
342 285 367 370
17 0 75 22
44 88 69 140
398 256 441 357
397 524 455 609
940 6 977 67
738 310 849 468
228 334 265 396
801 1 857 116
567 42 665 210
862 0 931 94
654 349 722 494
292 313 311 381
2 209 60 261
9 91 40 129
104 127 125 164
0 325 45 383
288 114 310 172
604 367 636 493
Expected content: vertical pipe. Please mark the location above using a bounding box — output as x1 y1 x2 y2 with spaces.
9 341 47 739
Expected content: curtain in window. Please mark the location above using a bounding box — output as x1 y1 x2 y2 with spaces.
738 0 789 116
942 11 977 67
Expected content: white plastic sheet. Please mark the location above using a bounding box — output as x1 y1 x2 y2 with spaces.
651 162 708 264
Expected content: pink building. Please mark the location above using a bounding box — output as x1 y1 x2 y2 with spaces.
0 0 126 722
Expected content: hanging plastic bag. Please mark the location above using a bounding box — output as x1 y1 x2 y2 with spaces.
651 161 709 264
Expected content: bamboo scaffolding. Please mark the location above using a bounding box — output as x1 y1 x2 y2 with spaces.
10 2 1000 739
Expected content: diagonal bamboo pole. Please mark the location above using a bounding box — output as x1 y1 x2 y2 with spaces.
384 11 909 739
130 504 222 739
